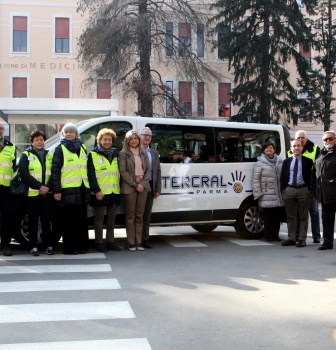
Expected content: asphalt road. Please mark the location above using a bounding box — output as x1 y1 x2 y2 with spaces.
0 224 335 350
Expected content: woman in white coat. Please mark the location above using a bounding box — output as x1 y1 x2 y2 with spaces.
252 141 283 242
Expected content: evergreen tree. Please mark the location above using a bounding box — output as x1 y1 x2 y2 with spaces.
210 0 317 124
77 0 220 118
298 0 336 131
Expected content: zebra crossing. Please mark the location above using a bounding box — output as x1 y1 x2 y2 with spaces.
0 253 152 349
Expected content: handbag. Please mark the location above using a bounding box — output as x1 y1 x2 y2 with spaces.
10 171 28 196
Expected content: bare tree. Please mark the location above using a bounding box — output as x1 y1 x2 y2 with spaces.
77 0 221 118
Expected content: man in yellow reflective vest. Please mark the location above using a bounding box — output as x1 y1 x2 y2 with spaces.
0 122 17 256
288 130 321 243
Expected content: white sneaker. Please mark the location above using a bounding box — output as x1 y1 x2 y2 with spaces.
136 246 144 251
30 248 39 256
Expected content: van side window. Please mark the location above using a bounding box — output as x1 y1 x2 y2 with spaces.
146 123 214 163
80 122 132 151
215 128 281 162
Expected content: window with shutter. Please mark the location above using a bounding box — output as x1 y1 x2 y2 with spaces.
97 79 111 99
178 23 191 57
55 78 70 98
179 82 192 116
13 78 27 98
197 82 204 117
55 18 69 53
13 16 27 52
218 83 231 117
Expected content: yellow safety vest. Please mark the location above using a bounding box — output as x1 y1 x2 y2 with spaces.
90 152 120 195
0 145 15 186
60 144 89 189
287 145 318 161
23 151 53 197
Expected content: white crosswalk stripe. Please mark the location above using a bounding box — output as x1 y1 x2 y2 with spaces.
0 253 152 349
0 301 135 323
0 264 111 274
0 338 152 350
0 253 106 261
0 278 121 292
161 235 207 247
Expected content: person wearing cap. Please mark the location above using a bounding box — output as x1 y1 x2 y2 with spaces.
288 130 321 243
0 122 16 256
311 131 336 251
51 123 90 255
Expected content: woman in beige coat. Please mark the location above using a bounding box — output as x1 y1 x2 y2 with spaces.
119 130 151 251
252 141 283 242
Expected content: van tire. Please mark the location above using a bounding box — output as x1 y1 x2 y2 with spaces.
191 224 218 233
12 206 62 247
235 197 264 239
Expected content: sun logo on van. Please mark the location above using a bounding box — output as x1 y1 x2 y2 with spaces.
228 171 246 193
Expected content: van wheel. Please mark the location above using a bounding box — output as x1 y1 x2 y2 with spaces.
235 197 264 239
191 224 218 233
12 207 62 247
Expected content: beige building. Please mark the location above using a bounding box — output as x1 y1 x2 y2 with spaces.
0 0 331 153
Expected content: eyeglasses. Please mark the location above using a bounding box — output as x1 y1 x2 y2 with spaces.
323 137 335 142
141 134 152 137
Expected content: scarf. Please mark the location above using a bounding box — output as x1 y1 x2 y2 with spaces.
33 147 46 161
60 138 82 153
130 147 144 176
97 144 115 163
264 153 278 166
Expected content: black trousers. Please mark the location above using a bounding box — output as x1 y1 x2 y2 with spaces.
262 207 281 240
321 199 336 247
0 185 14 249
142 181 154 241
60 204 89 254
25 196 52 249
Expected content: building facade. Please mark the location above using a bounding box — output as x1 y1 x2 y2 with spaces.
0 0 332 154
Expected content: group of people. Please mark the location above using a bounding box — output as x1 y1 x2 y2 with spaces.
253 129 335 250
0 122 161 256
1 120 335 256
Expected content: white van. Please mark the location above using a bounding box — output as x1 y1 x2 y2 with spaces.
13 116 291 245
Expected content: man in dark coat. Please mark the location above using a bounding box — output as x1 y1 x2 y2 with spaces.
290 130 321 243
280 139 313 247
140 127 161 248
311 131 336 250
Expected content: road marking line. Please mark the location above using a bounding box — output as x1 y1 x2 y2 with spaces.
0 338 152 350
0 264 112 274
223 238 272 246
0 253 106 261
217 232 271 246
0 301 135 323
162 236 207 247
0 279 121 293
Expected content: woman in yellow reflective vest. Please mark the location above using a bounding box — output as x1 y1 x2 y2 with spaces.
87 128 121 253
19 130 54 256
0 122 16 257
51 123 90 255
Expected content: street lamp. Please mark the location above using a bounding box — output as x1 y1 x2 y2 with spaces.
246 112 253 123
